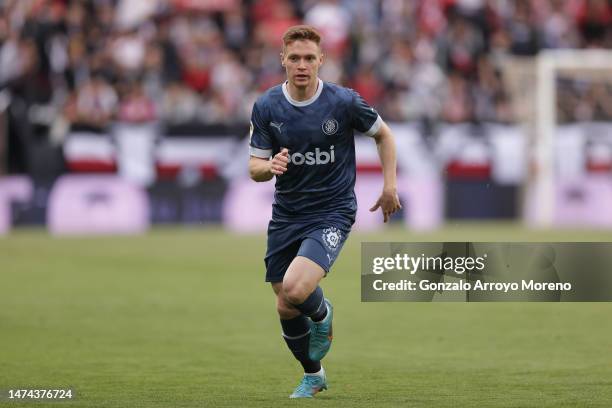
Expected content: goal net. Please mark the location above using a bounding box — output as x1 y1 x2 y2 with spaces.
505 50 612 228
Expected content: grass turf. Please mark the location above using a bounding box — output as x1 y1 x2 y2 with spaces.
1 224 611 407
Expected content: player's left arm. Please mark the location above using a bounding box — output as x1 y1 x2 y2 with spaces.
369 121 402 223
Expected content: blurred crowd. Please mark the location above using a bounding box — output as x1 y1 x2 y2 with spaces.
1 0 612 132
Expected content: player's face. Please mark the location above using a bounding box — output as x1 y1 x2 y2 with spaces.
281 40 323 89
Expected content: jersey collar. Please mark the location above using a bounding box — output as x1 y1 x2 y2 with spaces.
282 78 324 107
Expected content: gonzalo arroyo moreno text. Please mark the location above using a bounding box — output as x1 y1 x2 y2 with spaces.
370 254 572 292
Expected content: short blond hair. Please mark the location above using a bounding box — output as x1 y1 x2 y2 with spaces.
282 25 322 51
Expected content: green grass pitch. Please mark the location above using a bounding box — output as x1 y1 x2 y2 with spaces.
1 223 612 407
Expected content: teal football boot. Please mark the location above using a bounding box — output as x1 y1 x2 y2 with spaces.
289 372 328 398
308 299 333 361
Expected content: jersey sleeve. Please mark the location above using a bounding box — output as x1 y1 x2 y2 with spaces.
350 90 383 137
249 101 273 158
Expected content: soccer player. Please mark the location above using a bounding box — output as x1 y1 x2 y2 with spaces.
248 25 401 399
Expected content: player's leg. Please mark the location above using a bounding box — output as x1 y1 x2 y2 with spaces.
277 258 331 398
272 282 327 398
266 240 327 398
282 256 327 320
271 282 321 373
284 255 332 351
287 226 350 362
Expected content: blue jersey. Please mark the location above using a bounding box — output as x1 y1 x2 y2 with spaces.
249 79 381 226
249 79 381 227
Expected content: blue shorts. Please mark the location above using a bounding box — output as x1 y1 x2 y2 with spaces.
264 222 350 283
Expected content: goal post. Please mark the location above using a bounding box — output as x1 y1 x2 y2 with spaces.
528 49 612 227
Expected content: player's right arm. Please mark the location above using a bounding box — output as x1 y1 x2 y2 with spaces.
249 149 289 182
249 99 290 182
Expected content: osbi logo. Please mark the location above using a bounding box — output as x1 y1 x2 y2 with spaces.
289 146 335 165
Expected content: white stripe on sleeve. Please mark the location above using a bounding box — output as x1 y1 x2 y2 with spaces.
364 115 383 137
249 146 273 158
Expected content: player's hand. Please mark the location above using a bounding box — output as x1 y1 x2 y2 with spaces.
370 187 401 223
270 148 290 176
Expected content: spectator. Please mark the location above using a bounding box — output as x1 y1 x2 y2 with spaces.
0 0 609 143
118 81 156 123
65 76 118 128
576 0 612 48
161 81 200 124
506 0 541 55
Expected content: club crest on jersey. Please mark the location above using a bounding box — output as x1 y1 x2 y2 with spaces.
322 118 339 135
322 227 342 251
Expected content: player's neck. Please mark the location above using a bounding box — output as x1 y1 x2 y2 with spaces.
287 79 319 102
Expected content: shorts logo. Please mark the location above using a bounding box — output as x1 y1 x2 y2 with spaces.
322 227 342 251
322 118 339 135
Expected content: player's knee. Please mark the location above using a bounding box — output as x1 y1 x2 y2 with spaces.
283 282 309 305
276 295 299 319
276 294 290 313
